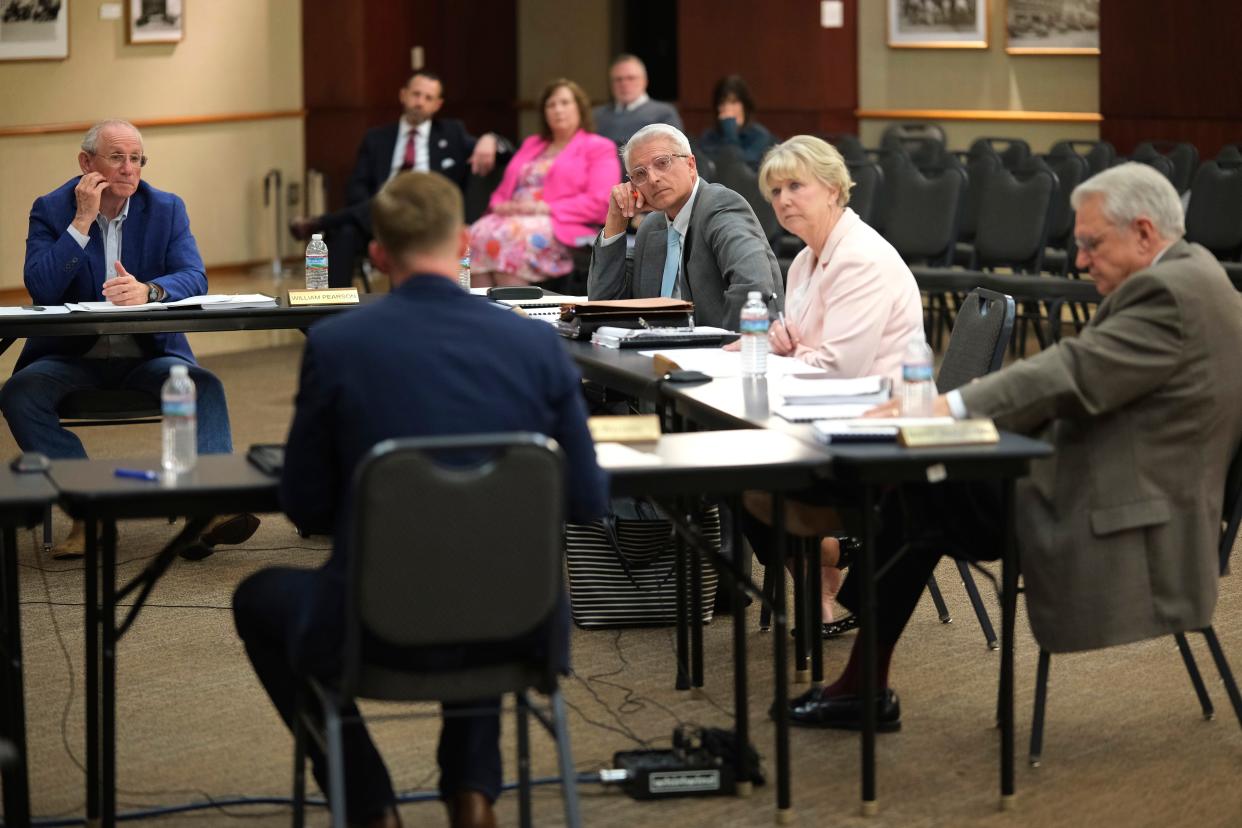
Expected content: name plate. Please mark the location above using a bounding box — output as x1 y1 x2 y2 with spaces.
287 288 360 306
588 414 662 444
898 418 1000 448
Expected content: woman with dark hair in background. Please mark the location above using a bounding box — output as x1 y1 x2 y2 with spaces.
469 78 620 286
697 74 777 170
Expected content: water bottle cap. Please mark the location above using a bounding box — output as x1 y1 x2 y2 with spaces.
311 233 323 240
748 291 762 300
170 364 188 377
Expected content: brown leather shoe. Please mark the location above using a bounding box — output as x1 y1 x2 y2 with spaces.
51 519 88 560
180 514 260 561
349 804 402 828
289 215 323 241
446 790 496 828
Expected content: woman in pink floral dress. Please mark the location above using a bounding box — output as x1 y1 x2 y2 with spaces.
470 79 621 286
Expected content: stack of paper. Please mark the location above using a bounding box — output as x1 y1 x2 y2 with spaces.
500 295 587 324
592 326 736 348
636 347 806 376
812 417 953 443
780 375 890 405
167 294 277 310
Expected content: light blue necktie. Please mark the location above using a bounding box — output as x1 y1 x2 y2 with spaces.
660 227 682 298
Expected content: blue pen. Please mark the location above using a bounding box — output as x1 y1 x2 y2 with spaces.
115 468 160 482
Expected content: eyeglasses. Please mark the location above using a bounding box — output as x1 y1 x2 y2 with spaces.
1073 230 1110 254
628 154 689 186
94 152 148 169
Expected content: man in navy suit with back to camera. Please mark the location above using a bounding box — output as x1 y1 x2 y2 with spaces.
235 170 608 828
0 118 257 559
290 70 505 288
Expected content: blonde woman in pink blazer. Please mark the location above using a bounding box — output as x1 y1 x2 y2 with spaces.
753 135 923 636
469 79 621 286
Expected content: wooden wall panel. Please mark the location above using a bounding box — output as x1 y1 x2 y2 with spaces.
677 0 857 142
1099 0 1242 158
301 0 517 212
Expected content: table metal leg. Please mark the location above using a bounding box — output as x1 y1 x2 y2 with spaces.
85 516 100 826
1000 481 1017 810
809 539 823 686
860 487 878 816
729 502 752 797
0 526 31 827
772 494 792 820
674 507 690 692
688 500 705 691
792 540 808 683
102 519 118 826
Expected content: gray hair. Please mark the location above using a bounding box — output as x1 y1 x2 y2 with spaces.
1071 162 1185 240
81 119 143 154
622 124 692 171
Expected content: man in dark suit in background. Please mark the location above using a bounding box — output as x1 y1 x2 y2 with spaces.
290 71 506 288
236 171 608 828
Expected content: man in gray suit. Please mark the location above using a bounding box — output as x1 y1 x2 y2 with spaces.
588 123 783 330
789 163 1242 730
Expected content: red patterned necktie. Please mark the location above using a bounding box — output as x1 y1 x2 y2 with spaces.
400 131 415 171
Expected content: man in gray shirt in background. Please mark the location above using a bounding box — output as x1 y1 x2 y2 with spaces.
592 54 684 145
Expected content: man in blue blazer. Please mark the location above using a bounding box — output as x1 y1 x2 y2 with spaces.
290 71 506 288
235 171 607 828
0 119 257 557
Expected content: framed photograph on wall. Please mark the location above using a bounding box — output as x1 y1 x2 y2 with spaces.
0 0 68 62
888 0 989 49
1006 0 1099 55
128 0 183 45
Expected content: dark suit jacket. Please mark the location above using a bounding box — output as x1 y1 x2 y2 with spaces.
588 180 784 330
279 275 608 671
21 177 206 370
961 240 1242 652
340 118 481 232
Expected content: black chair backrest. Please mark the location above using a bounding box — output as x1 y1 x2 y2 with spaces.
463 156 509 224
935 288 1016 392
1128 147 1177 187
1217 144 1242 165
880 121 947 151
972 166 1058 273
882 134 946 168
865 147 914 234
344 433 565 695
1050 139 1117 177
970 137 1032 171
713 144 781 241
821 132 867 163
689 139 717 183
1039 151 1089 250
1222 441 1242 574
882 163 966 267
1185 160 1242 260
1133 140 1199 194
947 148 1002 243
845 159 885 229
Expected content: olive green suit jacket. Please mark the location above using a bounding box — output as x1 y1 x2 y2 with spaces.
961 240 1242 652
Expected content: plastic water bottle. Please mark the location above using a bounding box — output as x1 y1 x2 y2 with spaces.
739 291 770 378
161 364 197 475
900 335 936 416
457 247 472 291
304 233 329 290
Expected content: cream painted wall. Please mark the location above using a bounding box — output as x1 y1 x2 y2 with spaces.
517 0 611 139
856 1 1099 152
0 0 304 291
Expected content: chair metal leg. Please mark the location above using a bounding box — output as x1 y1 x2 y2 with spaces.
759 562 775 631
1201 627 1242 729
517 693 533 828
791 541 808 682
956 561 998 650
551 690 582 828
926 574 952 623
323 705 347 828
1174 632 1215 720
42 505 52 553
292 702 308 828
1029 649 1050 767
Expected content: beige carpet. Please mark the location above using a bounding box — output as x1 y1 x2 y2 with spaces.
8 343 1242 827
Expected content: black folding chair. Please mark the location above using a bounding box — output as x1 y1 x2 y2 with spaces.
291 434 581 828
1050 139 1117 178
1029 442 1242 766
1185 160 1242 262
969 137 1032 172
1133 140 1199 194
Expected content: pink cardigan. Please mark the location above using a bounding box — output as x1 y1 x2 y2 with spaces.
781 208 924 385
488 130 621 248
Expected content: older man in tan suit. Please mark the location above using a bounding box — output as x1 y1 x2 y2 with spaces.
790 163 1242 730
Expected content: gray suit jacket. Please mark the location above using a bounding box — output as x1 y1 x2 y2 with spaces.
961 240 1242 652
587 181 784 330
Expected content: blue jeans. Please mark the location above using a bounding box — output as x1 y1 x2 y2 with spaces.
0 355 233 460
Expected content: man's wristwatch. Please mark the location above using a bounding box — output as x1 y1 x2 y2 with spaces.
147 283 165 303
